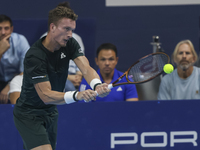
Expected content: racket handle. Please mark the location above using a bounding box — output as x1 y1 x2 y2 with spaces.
95 84 113 96
95 91 98 96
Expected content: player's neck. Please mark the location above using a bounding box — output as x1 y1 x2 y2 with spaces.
177 66 193 79
42 34 60 52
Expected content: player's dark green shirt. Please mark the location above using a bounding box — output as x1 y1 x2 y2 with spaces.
14 37 84 115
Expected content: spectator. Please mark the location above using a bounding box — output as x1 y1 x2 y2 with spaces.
157 40 199 100
79 43 138 102
0 14 29 104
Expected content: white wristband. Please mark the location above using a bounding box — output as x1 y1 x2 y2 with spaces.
64 91 77 104
90 78 102 90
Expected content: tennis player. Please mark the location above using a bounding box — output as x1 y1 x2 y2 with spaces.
13 5 110 150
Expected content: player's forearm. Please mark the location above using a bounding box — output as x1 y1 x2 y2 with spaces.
74 56 100 86
34 83 65 105
82 66 100 85
35 87 66 105
37 88 96 104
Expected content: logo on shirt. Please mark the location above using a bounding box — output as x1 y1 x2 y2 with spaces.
78 48 84 54
32 75 46 79
80 84 86 91
61 52 66 59
116 87 123 91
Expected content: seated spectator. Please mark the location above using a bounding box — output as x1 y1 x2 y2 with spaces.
0 14 30 104
157 40 199 100
79 43 138 102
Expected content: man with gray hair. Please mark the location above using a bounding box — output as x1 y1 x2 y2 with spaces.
157 40 199 100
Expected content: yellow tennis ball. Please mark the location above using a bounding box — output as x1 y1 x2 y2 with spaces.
163 64 174 74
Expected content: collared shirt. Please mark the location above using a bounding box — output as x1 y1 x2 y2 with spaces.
0 32 30 82
79 69 138 102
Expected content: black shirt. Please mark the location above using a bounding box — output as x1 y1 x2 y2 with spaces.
14 37 84 115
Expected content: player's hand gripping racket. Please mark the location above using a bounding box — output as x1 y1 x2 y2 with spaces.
106 52 170 89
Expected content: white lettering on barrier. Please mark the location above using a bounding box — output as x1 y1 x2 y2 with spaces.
141 132 167 147
111 131 198 149
111 133 138 148
170 131 197 147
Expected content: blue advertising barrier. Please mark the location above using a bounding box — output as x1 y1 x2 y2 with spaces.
1 100 200 150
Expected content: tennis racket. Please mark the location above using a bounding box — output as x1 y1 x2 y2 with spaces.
107 52 170 89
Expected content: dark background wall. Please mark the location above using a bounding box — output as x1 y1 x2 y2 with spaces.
1 0 200 71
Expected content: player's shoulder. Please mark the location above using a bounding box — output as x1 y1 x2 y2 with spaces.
25 40 46 59
66 38 84 54
68 37 79 45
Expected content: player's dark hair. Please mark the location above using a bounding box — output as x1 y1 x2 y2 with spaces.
0 14 13 27
57 1 71 8
96 43 118 57
48 5 78 31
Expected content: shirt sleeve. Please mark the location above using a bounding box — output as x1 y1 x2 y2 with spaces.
69 38 84 60
25 56 49 84
9 75 23 94
72 33 85 54
18 35 30 73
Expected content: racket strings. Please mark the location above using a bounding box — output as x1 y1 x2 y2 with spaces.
128 54 169 82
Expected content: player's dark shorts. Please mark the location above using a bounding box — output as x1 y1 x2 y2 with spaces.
13 108 58 150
